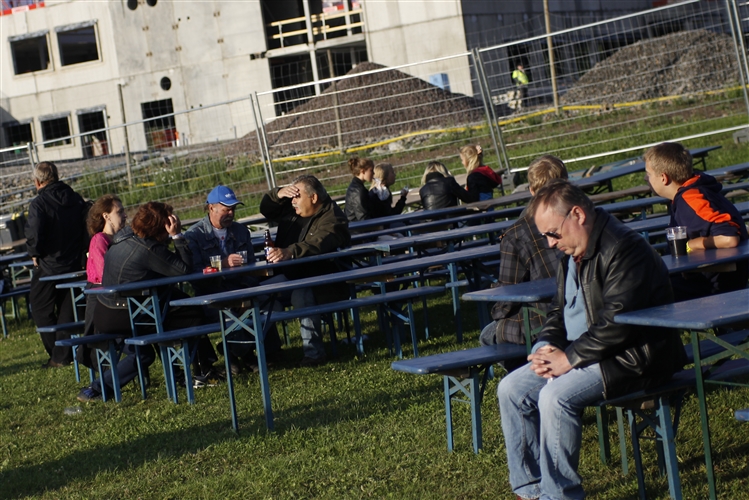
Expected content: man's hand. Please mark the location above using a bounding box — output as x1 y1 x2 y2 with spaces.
266 247 292 263
278 186 300 199
226 253 244 268
528 345 573 379
32 257 39 268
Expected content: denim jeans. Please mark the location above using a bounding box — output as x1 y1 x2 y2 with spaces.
290 286 325 360
497 362 604 500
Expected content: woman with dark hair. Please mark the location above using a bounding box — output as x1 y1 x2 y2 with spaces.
77 202 215 402
344 156 375 222
77 195 127 368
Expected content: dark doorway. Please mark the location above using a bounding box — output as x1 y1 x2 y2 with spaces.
141 99 176 150
78 110 108 158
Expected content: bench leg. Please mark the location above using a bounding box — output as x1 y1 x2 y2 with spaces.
406 301 418 358
444 374 483 454
448 263 463 343
70 334 82 383
1 302 7 338
656 397 682 500
616 406 628 476
628 410 648 500
596 406 611 464
443 376 455 452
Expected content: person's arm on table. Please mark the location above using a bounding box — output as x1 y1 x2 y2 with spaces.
687 234 740 251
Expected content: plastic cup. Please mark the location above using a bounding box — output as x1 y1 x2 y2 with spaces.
209 255 222 271
238 250 248 264
666 226 688 257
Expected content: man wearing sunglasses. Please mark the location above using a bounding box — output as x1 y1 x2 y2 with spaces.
496 180 685 500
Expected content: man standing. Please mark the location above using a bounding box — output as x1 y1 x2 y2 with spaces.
497 180 685 500
260 175 351 366
512 63 529 109
479 155 567 371
25 161 86 368
185 185 282 371
644 142 748 300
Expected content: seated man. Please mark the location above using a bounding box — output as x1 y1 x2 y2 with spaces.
644 142 748 300
480 155 567 371
497 180 685 500
260 175 351 366
185 185 283 372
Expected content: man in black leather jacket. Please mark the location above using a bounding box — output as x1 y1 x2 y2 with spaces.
497 180 685 500
25 161 86 368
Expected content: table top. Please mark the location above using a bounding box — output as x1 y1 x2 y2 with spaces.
39 270 87 282
663 240 749 273
0 252 29 265
171 244 499 308
56 280 88 290
462 277 556 303
7 260 33 268
614 288 749 330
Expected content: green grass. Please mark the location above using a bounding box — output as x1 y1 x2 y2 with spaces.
2 294 749 499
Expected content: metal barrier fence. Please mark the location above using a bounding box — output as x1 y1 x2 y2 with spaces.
3 0 748 219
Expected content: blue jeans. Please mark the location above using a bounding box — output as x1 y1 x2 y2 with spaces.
497 362 604 500
291 287 325 360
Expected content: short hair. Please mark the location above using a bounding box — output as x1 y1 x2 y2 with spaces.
292 174 328 201
373 162 394 182
131 201 173 240
33 161 59 185
348 156 374 176
459 144 483 174
527 179 595 220
643 142 693 184
87 194 122 236
527 155 568 193
421 161 452 185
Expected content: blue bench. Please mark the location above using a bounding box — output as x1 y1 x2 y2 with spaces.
56 333 125 402
0 285 30 338
125 322 222 404
391 344 528 453
736 408 749 421
38 320 87 382
270 285 446 359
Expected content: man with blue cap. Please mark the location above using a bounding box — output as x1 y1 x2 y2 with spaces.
185 185 283 374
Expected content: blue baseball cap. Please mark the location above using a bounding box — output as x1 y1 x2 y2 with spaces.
206 185 243 207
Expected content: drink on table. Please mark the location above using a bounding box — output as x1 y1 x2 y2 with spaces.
263 230 275 260
666 226 688 257
209 254 222 271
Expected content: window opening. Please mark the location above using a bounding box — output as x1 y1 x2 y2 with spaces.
78 111 108 158
58 26 99 66
141 99 177 150
41 116 72 148
10 34 49 74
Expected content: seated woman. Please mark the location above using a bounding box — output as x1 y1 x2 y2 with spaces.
419 161 474 210
77 194 127 369
344 156 376 222
77 202 216 402
460 144 503 201
369 162 409 218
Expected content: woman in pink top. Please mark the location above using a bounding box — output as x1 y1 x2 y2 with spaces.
78 195 127 367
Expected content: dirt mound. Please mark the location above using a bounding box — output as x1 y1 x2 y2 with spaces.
561 29 740 105
230 62 485 158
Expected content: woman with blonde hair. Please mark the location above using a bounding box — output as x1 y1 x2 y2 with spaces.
419 161 473 210
370 162 408 217
460 144 503 201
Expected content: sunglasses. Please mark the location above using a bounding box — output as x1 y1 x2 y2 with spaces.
539 209 572 240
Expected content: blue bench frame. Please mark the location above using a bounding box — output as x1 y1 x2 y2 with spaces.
0 285 29 338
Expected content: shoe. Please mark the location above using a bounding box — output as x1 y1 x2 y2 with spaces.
77 387 101 402
42 359 67 369
192 374 218 389
298 356 327 368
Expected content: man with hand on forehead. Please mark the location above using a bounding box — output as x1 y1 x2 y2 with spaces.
260 175 350 367
497 180 684 500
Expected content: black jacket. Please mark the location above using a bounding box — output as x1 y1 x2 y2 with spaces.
25 180 86 275
97 227 192 309
344 177 376 222
260 188 351 302
370 190 407 218
537 208 686 400
419 173 474 211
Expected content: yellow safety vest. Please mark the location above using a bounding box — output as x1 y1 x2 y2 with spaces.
512 69 528 85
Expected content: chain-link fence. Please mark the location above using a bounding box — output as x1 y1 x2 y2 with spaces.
3 0 748 219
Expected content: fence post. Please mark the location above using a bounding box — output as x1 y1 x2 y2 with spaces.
250 94 273 191
254 92 277 188
544 0 560 112
473 48 510 194
327 49 344 152
728 0 749 123
117 83 133 188
26 142 35 169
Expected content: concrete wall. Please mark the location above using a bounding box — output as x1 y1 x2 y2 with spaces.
361 0 474 97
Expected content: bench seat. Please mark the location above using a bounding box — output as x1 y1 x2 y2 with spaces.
36 320 85 333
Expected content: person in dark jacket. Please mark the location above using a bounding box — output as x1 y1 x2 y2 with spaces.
460 144 503 201
479 155 568 371
260 175 351 366
25 161 87 368
344 156 375 222
418 161 474 211
369 162 408 218
77 202 214 402
497 180 685 500
644 142 748 300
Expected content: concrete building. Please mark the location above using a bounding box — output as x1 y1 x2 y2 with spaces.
1 0 661 162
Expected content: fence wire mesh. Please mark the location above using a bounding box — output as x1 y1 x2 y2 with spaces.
2 0 748 219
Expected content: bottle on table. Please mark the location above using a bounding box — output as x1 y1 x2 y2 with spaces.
263 229 275 260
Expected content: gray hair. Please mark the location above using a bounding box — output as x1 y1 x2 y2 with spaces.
33 161 59 185
292 174 328 201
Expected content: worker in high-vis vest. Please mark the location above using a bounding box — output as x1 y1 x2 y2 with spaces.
512 63 529 108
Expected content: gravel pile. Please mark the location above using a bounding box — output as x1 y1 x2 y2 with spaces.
561 29 740 105
230 62 486 158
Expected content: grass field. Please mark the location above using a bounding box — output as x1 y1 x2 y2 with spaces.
1 291 749 499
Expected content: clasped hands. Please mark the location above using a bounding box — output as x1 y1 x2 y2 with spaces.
528 345 573 379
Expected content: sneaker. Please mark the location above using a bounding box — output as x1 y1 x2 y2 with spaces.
77 387 101 402
298 356 327 368
192 374 218 389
